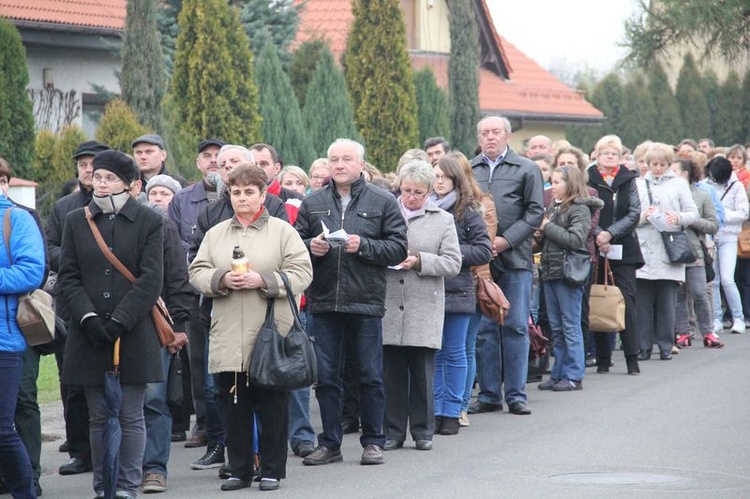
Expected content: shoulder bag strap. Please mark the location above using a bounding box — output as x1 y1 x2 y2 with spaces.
721 181 737 201
3 209 11 263
83 207 172 320
84 207 136 283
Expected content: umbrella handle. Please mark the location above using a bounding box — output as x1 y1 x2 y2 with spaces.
113 338 120 369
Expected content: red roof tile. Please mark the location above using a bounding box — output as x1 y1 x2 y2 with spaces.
292 0 352 56
0 0 126 31
293 0 602 121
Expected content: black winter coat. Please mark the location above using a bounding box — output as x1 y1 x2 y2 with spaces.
161 215 196 332
295 174 408 317
59 198 164 386
587 165 644 267
45 186 93 272
443 206 492 314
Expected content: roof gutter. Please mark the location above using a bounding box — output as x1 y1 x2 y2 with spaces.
12 19 122 38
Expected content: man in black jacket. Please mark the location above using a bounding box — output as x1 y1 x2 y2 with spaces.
45 140 110 477
470 116 544 417
296 139 408 467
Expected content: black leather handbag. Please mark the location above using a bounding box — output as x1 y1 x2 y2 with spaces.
248 272 317 391
167 353 184 409
661 231 697 264
562 250 591 286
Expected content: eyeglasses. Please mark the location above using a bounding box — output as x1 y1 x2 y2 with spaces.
401 189 428 199
92 174 124 185
434 174 450 182
311 175 328 181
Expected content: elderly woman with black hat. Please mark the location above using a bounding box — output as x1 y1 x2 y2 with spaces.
58 150 165 499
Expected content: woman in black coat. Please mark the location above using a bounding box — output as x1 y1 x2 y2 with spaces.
58 150 164 499
586 135 644 375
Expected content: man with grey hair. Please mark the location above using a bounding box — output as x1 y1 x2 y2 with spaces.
470 116 544 416
296 138 408 467
524 135 551 159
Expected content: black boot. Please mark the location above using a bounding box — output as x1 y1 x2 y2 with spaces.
626 355 640 375
440 417 460 436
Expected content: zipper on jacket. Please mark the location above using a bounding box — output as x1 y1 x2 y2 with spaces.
334 207 345 311
4 295 10 342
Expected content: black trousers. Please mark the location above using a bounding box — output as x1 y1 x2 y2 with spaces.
383 346 435 442
56 347 90 461
216 372 289 481
593 260 640 360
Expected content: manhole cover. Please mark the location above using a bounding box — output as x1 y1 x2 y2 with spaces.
550 472 684 485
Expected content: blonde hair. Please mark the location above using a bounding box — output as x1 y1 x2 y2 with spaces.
308 158 329 176
594 135 623 156
278 165 310 190
643 142 675 165
632 140 654 162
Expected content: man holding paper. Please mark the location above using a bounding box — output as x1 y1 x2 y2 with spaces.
295 139 408 467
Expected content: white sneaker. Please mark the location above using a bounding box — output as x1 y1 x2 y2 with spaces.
714 320 723 333
731 319 745 334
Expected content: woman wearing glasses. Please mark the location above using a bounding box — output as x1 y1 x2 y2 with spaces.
58 150 165 499
382 160 461 451
431 156 492 435
586 135 644 375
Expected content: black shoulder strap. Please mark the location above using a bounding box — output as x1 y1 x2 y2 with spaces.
721 181 737 201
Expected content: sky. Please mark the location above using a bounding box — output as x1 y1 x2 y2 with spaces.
488 0 641 77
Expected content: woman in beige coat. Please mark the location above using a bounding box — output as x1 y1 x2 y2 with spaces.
189 164 312 492
382 160 461 451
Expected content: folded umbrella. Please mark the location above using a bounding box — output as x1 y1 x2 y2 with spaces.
102 338 122 499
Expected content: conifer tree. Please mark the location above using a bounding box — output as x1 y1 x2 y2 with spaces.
158 0 182 77
414 66 451 146
51 125 88 177
303 47 360 159
647 63 682 145
255 43 314 167
713 71 743 145
703 70 721 144
289 39 327 108
618 74 657 148
170 0 262 147
591 73 625 136
446 0 481 156
675 54 711 141
345 0 419 171
121 0 165 134
239 0 299 64
31 130 57 184
0 18 35 179
741 68 750 142
95 100 150 154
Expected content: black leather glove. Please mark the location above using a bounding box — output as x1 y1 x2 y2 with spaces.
82 316 109 346
104 320 126 343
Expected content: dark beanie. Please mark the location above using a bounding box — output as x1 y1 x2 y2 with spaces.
92 150 139 184
73 141 110 160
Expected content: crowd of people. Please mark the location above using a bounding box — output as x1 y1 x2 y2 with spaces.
0 115 747 498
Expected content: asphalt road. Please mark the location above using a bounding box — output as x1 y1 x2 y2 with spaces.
34 330 750 498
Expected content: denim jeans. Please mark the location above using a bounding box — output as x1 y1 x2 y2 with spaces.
16 347 41 481
476 269 532 405
713 236 744 322
461 308 483 412
0 351 35 499
543 279 585 382
289 309 314 449
434 313 471 418
143 348 171 476
676 266 713 336
86 384 146 498
204 332 224 445
312 312 385 450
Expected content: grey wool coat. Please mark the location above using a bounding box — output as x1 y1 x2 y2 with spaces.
382 200 461 350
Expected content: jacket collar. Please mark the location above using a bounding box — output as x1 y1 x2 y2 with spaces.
230 207 269 230
588 164 638 191
471 148 524 168
188 182 209 202
330 173 366 199
87 195 139 222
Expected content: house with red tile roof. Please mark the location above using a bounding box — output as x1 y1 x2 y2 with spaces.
0 0 124 136
293 0 604 152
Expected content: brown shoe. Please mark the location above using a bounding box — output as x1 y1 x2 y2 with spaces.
302 446 343 466
360 444 384 465
184 433 207 448
142 472 167 493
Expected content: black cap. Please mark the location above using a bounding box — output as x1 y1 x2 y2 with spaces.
92 150 139 184
198 138 226 153
73 141 110 160
131 134 165 150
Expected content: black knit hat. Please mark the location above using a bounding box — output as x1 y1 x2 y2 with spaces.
73 141 110 160
92 150 139 184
